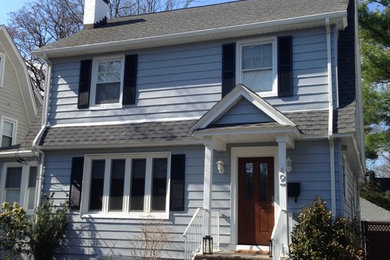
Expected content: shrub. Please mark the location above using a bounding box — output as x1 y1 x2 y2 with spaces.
130 221 172 260
28 194 69 260
290 197 363 260
0 202 29 257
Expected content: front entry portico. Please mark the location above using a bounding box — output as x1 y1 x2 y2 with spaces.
190 85 299 258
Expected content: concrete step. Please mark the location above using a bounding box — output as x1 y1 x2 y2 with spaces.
194 250 271 260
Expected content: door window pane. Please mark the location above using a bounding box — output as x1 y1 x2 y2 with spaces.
89 160 105 210
245 163 253 200
109 159 125 211
130 159 146 211
151 158 168 211
260 163 268 201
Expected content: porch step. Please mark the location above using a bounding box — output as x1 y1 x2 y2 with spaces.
194 250 271 260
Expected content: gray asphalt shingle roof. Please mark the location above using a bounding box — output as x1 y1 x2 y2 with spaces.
38 120 199 148
37 108 354 148
39 0 348 51
360 198 390 222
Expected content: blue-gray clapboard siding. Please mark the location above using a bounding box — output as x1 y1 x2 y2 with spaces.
214 98 273 125
342 157 358 218
287 140 343 216
43 146 231 259
48 28 334 126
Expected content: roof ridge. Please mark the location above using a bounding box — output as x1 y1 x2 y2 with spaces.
107 0 243 22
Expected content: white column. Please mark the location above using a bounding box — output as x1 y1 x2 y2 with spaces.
276 136 288 256
203 141 213 236
276 137 287 211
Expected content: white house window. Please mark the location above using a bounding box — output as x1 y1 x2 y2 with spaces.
4 167 22 204
91 58 123 106
27 167 37 210
1 117 17 148
238 38 277 96
0 52 5 87
82 153 171 219
0 164 38 214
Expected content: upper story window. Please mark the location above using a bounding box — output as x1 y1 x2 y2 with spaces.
81 152 171 219
90 57 124 107
0 52 5 87
237 38 277 97
0 117 17 148
0 164 37 214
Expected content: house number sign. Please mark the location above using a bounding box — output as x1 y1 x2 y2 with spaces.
279 167 286 185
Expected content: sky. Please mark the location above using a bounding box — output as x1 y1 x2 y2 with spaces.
0 0 31 25
0 0 235 25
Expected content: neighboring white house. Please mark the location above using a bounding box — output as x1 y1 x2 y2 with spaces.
0 25 42 215
30 0 364 259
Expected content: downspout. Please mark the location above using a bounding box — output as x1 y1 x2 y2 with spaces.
33 56 51 208
326 18 337 215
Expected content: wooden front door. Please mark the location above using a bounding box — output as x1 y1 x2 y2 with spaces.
238 157 274 245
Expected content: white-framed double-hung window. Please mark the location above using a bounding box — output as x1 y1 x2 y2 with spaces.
0 116 17 148
0 164 37 214
90 56 124 107
81 152 171 219
237 38 277 96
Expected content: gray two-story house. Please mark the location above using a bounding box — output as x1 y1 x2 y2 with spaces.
31 0 364 259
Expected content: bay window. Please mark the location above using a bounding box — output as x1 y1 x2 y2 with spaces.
81 153 171 218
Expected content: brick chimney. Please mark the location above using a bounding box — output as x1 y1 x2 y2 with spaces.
83 0 109 29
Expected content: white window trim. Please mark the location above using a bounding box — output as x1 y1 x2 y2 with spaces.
0 52 5 87
0 116 18 147
0 163 38 215
89 55 125 109
80 152 171 219
236 37 278 97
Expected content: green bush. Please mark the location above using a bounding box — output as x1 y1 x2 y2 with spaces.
29 194 69 260
290 197 363 260
0 194 69 260
0 202 29 257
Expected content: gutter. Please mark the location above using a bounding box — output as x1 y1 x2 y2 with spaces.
34 140 203 151
32 11 347 58
326 18 337 216
32 56 52 208
0 150 36 158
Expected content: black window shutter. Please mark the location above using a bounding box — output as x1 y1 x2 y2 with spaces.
123 54 138 105
222 43 236 97
170 154 185 211
278 36 293 97
69 157 84 209
78 60 92 109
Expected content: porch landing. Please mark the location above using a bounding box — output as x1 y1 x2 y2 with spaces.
194 250 272 260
